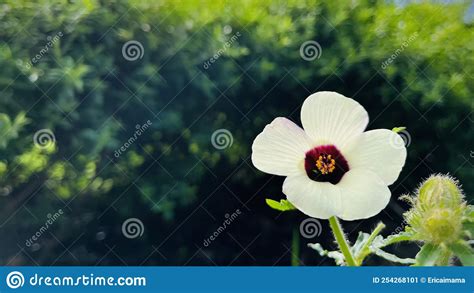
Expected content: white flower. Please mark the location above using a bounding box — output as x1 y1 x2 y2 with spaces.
251 91 407 220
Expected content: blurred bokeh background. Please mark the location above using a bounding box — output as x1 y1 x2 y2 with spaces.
0 0 472 266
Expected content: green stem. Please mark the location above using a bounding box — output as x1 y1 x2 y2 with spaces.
291 227 300 266
328 216 357 266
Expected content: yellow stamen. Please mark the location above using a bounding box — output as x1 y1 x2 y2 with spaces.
315 154 337 175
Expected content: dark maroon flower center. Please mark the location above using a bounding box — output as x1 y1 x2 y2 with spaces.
304 145 349 184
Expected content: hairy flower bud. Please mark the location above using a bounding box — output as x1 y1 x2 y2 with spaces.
418 175 463 209
402 174 466 245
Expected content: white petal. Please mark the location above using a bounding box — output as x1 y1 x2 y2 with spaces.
283 174 342 219
344 129 407 185
300 91 369 149
336 169 391 221
251 117 313 176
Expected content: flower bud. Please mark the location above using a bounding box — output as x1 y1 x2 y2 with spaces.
402 174 466 245
418 175 463 209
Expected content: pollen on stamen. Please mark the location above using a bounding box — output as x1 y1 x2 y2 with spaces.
304 145 349 184
315 154 337 175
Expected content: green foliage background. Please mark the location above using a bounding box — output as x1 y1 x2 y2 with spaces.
0 0 472 265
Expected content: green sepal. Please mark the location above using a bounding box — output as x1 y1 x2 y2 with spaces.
392 126 406 133
414 243 445 266
465 205 474 220
448 241 474 266
265 198 296 212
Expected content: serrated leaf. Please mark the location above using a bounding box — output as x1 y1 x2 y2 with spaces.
372 231 414 248
414 243 444 266
448 241 474 266
371 247 416 264
308 243 326 255
308 243 345 265
265 198 296 211
361 230 417 265
352 223 386 265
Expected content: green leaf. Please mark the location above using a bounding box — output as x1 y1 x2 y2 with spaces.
372 231 414 248
355 230 417 265
392 126 406 133
265 198 296 211
308 243 345 266
322 222 411 266
414 243 445 266
13 111 29 127
371 247 416 264
448 241 474 266
352 232 370 258
353 223 385 265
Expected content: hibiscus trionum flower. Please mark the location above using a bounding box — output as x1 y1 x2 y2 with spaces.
252 91 407 220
